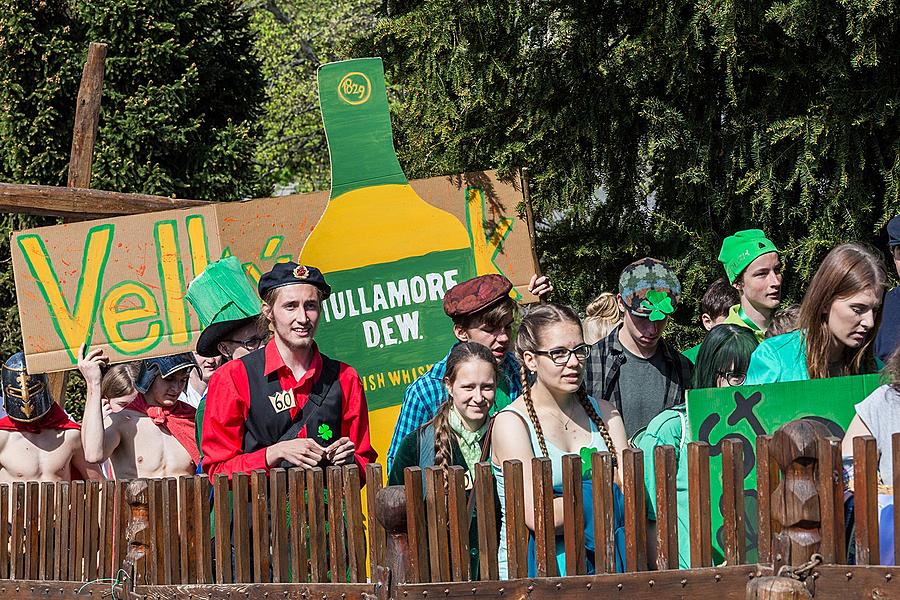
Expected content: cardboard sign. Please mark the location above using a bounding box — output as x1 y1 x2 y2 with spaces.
686 374 882 562
11 59 538 422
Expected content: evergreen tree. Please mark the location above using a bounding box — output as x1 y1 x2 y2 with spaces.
0 0 267 413
364 0 900 346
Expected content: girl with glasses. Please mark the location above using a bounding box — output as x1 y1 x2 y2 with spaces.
636 323 759 569
745 243 885 384
491 303 628 577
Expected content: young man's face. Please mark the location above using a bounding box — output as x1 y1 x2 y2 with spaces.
263 284 321 352
217 321 266 361
454 315 514 362
145 369 191 407
617 295 666 354
736 252 783 312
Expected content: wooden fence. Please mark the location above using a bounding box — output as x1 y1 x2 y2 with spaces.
1 419 898 600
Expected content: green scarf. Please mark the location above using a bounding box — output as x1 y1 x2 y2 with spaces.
448 405 488 476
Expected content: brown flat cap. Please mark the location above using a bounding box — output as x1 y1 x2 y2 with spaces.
443 274 513 317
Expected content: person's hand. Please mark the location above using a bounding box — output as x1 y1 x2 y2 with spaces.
77 344 108 388
325 437 356 466
267 438 325 468
528 274 553 299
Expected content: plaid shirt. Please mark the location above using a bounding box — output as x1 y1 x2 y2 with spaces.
386 347 521 470
583 325 692 434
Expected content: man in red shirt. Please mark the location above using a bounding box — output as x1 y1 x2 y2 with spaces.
201 262 376 478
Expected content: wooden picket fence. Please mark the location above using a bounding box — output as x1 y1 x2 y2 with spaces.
2 419 900 600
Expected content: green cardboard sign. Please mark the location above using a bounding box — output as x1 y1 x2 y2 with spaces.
686 374 881 563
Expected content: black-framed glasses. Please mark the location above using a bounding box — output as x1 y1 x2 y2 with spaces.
717 370 747 386
533 344 591 366
224 335 266 351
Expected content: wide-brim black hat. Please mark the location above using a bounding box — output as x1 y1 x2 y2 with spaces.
196 314 258 358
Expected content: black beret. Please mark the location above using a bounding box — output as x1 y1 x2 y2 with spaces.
258 262 332 299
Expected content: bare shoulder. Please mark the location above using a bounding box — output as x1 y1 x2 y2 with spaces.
592 397 621 422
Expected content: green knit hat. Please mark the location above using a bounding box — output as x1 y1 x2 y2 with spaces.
186 257 262 357
717 229 779 283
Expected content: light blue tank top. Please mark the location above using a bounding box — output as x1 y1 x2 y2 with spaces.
492 396 610 579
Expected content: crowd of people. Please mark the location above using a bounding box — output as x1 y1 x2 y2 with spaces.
2 217 900 576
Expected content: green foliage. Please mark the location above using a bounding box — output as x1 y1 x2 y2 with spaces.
250 0 379 192
364 0 900 348
0 0 267 417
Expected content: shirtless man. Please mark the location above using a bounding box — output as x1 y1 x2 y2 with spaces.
0 352 99 482
80 349 200 478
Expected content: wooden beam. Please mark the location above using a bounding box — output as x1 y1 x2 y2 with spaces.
68 42 107 189
0 182 211 219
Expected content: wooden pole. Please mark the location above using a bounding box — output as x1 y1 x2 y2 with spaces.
67 42 107 190
45 42 108 406
375 485 407 599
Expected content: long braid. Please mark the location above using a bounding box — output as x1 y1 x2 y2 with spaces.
520 364 549 458
576 387 617 467
432 401 453 495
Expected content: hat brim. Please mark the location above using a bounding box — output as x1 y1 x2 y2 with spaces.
196 315 259 358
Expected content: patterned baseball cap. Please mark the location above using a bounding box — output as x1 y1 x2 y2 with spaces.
618 258 681 321
443 274 513 318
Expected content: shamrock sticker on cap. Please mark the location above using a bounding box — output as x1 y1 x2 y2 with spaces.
318 423 334 441
640 289 675 322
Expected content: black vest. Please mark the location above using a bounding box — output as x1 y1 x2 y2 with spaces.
240 348 344 465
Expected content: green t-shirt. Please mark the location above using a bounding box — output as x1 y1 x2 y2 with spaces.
637 406 725 569
682 343 701 364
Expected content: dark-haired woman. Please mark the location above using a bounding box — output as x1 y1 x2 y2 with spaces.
746 243 885 384
388 342 500 579
491 303 628 578
638 324 759 568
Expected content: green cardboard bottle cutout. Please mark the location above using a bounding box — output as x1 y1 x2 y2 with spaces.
300 59 477 411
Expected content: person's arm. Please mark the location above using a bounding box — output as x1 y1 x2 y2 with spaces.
841 414 875 459
387 431 419 486
326 365 377 480
71 438 106 480
201 364 270 477
77 346 121 464
596 398 628 486
386 379 435 470
491 410 565 532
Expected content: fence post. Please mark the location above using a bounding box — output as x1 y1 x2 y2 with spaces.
121 480 150 598
375 485 409 596
770 419 830 571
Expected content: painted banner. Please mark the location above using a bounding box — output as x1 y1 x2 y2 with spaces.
686 373 881 563
10 58 539 429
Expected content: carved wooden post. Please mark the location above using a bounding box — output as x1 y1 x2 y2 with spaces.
375 485 408 598
770 419 830 570
121 480 150 598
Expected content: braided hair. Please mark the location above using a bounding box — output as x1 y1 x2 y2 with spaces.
432 342 498 473
517 303 618 461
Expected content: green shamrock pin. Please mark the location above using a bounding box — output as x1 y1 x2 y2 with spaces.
318 423 334 441
640 289 675 322
579 447 598 478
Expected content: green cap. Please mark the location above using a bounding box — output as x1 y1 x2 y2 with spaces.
717 229 779 283
186 257 262 357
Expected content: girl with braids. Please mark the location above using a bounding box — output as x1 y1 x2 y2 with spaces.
491 303 628 578
746 243 886 384
388 342 502 579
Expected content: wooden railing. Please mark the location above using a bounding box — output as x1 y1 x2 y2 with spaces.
1 419 899 600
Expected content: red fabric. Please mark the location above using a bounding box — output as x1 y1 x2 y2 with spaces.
202 340 377 480
0 404 80 433
125 394 201 466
